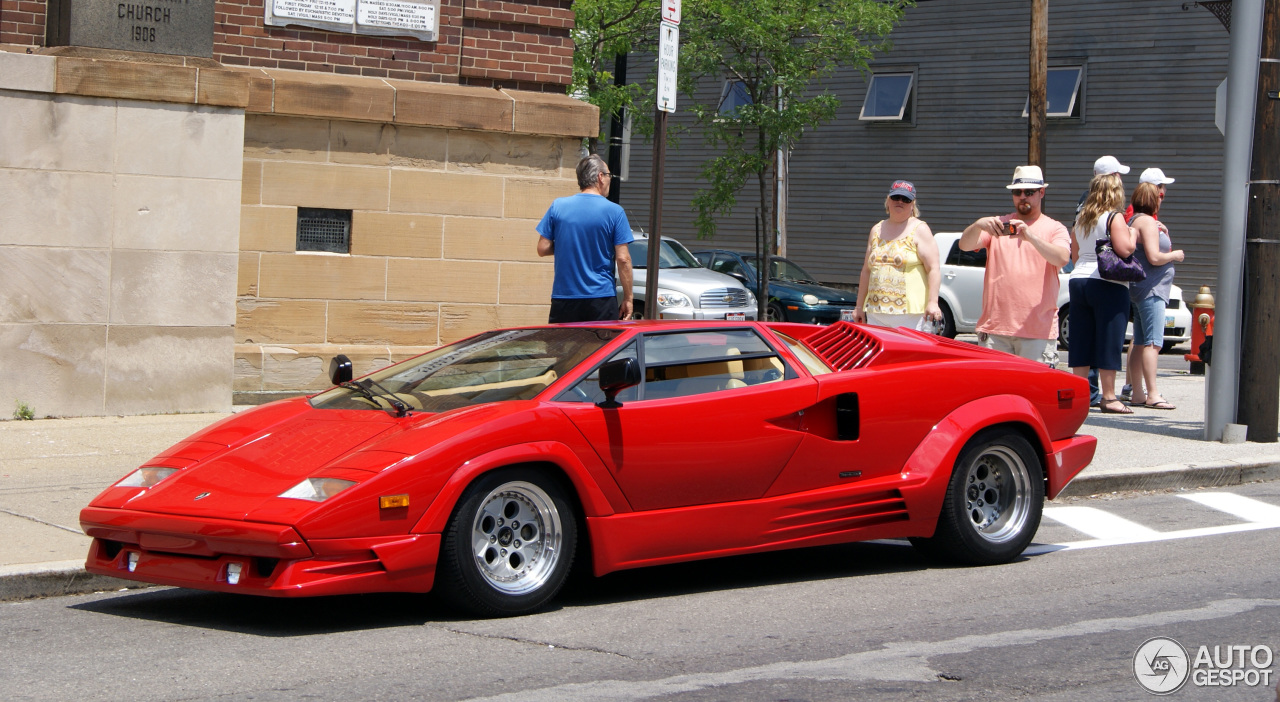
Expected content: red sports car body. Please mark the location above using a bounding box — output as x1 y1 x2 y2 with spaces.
82 321 1095 616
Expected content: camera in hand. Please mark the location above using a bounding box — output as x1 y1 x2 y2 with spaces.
1004 221 1016 236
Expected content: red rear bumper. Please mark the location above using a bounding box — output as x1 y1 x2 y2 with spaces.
81 507 439 596
1045 434 1097 499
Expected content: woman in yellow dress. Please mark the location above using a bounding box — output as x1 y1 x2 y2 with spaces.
854 180 943 331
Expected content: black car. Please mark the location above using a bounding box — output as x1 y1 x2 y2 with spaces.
692 250 858 324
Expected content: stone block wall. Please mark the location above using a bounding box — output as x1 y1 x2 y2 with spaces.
231 67 594 403
0 51 246 418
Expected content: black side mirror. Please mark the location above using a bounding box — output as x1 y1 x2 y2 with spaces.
597 357 641 409
329 354 353 385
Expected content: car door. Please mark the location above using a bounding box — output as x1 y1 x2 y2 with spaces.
942 238 987 329
555 328 815 511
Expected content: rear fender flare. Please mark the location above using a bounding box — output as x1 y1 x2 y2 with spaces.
900 395 1052 530
411 441 614 535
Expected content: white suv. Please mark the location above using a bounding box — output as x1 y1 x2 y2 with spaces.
935 231 1192 352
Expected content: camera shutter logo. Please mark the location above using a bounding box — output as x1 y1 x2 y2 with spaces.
1134 636 1191 695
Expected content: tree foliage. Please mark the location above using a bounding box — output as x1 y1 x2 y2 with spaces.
679 0 910 241
570 0 661 150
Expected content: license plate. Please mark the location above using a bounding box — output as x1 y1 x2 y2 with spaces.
725 313 746 321
1165 316 1175 328
840 308 857 322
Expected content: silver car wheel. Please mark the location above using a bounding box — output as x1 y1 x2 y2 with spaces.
963 445 1032 544
470 481 563 595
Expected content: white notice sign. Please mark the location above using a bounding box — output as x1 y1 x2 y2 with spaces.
358 0 436 32
657 20 678 113
274 0 356 24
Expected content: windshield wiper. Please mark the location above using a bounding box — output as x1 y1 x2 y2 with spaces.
340 380 411 417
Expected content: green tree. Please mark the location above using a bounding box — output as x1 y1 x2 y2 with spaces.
680 0 910 243
571 0 661 151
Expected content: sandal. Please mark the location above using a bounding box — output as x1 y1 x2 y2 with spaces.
1143 398 1176 410
1100 399 1134 414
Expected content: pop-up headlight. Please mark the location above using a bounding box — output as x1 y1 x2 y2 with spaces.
116 466 179 489
278 478 357 502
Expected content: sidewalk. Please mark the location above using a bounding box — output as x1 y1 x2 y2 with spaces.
2 368 1277 600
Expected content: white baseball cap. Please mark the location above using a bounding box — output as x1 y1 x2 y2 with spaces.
1093 155 1130 176
1140 168 1175 185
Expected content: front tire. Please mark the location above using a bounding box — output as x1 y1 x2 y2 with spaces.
766 301 787 322
436 468 577 617
911 428 1043 565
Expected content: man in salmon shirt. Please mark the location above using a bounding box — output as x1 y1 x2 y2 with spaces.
958 165 1071 366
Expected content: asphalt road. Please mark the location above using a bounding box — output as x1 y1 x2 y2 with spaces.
3 483 1278 701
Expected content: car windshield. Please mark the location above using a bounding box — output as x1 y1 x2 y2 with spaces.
628 238 701 269
744 257 819 284
311 328 621 413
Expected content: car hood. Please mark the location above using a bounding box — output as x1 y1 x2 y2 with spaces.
633 267 747 293
114 403 403 520
772 280 858 304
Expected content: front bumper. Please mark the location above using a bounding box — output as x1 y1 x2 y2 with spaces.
658 305 759 320
81 506 439 596
784 305 856 325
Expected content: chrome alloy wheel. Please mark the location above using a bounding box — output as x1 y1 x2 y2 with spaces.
470 481 564 595
963 445 1032 543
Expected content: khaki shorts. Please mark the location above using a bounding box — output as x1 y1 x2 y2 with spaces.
979 333 1059 367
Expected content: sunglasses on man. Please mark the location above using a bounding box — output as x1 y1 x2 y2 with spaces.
889 195 912 203
1010 189 1041 197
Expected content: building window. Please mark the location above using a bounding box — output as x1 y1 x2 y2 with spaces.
1023 66 1084 119
859 71 915 122
718 80 753 118
296 208 352 254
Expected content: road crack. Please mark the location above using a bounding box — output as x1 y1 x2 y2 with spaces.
436 625 635 659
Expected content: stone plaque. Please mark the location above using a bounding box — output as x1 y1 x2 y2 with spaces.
266 0 439 42
46 0 215 58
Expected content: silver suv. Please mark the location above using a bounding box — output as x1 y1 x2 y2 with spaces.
618 233 758 320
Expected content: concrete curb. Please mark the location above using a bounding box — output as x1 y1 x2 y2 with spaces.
0 560 146 602
3 459 1279 602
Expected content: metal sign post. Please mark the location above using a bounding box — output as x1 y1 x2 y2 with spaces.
645 8 679 319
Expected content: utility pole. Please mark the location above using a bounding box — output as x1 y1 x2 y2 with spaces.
1207 0 1266 441
1236 0 1280 442
606 54 627 205
1028 0 1048 168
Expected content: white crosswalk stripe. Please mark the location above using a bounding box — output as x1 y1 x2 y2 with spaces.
1180 492 1280 524
1023 491 1280 555
1040 506 1160 540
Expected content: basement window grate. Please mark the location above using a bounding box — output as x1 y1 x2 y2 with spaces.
297 208 352 253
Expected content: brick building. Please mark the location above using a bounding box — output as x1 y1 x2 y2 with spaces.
0 0 597 418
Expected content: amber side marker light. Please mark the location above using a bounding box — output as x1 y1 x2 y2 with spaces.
380 494 410 509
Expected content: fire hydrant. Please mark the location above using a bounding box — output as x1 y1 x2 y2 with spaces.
1185 285 1215 375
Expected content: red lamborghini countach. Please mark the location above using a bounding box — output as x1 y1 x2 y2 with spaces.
82 321 1095 616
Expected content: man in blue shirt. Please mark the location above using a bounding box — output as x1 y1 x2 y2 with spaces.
536 155 635 322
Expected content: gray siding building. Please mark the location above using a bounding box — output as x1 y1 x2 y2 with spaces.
618 0 1231 292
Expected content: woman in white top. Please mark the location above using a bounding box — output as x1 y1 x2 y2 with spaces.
1067 173 1137 414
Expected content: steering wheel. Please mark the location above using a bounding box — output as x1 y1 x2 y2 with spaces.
570 384 594 402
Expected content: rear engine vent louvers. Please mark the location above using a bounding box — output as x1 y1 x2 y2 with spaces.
805 322 882 370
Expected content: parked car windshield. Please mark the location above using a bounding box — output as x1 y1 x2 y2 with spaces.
745 257 820 284
311 328 622 413
629 238 701 269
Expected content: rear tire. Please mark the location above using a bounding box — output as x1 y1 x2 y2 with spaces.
1057 305 1070 351
939 301 957 338
631 300 645 320
436 468 577 617
911 428 1043 565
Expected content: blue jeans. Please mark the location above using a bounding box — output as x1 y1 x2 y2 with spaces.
1132 295 1167 348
